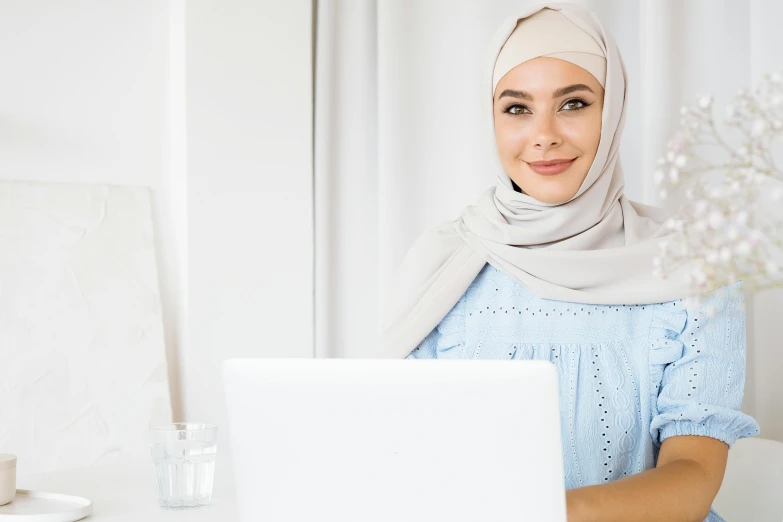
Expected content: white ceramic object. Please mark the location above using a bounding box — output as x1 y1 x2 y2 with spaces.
0 456 16 506
0 490 92 521
712 437 783 522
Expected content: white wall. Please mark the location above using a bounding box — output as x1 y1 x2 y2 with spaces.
0 0 315 450
0 0 185 414
0 1 167 188
183 0 314 442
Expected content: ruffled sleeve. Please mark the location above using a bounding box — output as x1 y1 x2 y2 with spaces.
649 282 760 448
406 294 467 359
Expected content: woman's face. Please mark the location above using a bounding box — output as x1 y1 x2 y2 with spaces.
493 57 605 204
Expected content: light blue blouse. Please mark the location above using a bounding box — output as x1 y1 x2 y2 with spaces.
407 264 760 522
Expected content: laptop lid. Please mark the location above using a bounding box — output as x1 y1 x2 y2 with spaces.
223 358 566 522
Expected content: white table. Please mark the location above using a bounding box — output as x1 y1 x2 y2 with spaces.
18 459 237 521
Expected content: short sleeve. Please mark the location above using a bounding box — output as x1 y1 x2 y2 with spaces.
650 282 760 448
406 294 467 359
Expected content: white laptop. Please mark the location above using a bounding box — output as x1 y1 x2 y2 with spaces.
223 358 566 522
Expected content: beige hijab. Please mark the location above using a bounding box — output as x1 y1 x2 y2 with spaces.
376 3 704 359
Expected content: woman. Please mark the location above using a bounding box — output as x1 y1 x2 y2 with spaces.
378 4 759 522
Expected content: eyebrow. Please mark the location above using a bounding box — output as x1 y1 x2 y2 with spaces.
497 84 595 101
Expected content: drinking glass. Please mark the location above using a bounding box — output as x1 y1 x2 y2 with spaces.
149 423 217 508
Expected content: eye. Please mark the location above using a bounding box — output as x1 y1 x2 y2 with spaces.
561 98 590 111
502 104 530 115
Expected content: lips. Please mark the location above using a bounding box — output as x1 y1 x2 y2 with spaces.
526 158 577 176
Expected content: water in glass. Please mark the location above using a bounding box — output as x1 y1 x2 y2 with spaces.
149 423 217 509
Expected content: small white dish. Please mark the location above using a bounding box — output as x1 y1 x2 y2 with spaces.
0 490 92 521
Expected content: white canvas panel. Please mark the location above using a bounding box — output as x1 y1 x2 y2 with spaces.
0 181 171 473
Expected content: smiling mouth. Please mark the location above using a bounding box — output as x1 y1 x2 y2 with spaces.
525 158 577 176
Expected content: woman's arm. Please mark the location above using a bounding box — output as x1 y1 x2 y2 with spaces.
566 435 728 522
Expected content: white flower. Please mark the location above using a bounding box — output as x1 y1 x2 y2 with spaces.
766 261 779 275
730 181 742 193
736 146 749 157
720 247 732 263
653 256 662 267
772 187 783 201
771 96 783 108
706 250 719 264
771 72 783 84
654 169 665 185
680 106 690 116
695 220 708 232
674 154 688 168
726 227 739 241
752 119 769 137
736 242 751 257
708 210 726 229
735 211 748 225
694 200 708 216
669 167 680 183
685 188 695 200
773 120 783 131
698 95 713 109
692 267 708 285
659 189 668 200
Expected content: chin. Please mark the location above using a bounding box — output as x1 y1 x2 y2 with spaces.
518 177 580 204
529 191 574 204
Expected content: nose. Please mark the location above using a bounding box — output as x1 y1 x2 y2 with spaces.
533 114 563 150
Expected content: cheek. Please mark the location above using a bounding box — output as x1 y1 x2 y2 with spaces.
563 113 602 156
494 120 528 158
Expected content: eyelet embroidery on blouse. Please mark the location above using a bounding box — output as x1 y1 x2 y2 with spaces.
471 300 647 325
686 312 703 396
590 350 614 480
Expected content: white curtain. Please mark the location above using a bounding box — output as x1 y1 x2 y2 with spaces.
314 0 783 440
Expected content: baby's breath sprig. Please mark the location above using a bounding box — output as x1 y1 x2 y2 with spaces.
653 72 783 307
